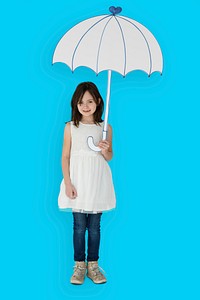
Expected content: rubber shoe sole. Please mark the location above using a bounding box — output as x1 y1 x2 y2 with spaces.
87 274 107 284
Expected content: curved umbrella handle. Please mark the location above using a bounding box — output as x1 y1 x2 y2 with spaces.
87 136 101 152
87 129 108 152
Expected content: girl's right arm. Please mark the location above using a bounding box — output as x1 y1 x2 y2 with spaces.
61 122 77 199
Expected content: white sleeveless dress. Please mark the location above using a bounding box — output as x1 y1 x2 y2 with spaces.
58 121 116 213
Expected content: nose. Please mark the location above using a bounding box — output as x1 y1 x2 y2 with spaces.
82 103 89 109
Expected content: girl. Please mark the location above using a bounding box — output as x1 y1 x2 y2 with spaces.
58 82 116 285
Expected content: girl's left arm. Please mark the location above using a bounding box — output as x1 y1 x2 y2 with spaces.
98 124 113 161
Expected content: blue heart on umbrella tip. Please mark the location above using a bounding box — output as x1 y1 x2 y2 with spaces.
109 6 122 15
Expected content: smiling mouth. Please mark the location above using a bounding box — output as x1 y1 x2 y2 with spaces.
83 110 91 112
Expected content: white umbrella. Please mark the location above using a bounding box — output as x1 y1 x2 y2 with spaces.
53 6 163 151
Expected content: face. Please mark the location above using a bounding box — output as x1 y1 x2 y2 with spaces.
77 91 98 118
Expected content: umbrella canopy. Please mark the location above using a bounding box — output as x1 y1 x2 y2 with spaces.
53 8 163 76
53 7 163 151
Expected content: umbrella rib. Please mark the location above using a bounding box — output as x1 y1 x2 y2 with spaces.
71 15 111 71
114 16 127 77
118 16 152 75
96 16 113 74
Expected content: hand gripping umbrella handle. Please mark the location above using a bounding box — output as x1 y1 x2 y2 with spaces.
87 129 108 152
87 70 112 152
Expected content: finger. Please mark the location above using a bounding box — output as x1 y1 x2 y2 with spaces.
100 140 109 145
98 144 103 149
73 191 77 197
72 186 77 196
99 142 109 148
102 144 109 149
102 143 109 148
74 189 78 197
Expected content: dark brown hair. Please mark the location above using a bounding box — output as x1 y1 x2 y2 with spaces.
65 82 104 127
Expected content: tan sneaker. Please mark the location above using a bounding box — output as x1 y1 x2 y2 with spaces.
87 261 107 284
70 261 86 284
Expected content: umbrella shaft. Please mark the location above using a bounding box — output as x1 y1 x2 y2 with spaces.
103 70 112 140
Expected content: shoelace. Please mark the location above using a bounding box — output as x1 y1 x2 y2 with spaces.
89 265 105 277
73 265 86 277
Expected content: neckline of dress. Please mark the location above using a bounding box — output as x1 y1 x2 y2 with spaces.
80 121 103 126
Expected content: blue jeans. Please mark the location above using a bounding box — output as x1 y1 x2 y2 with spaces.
72 212 102 262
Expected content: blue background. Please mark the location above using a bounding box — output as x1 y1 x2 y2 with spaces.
1 0 200 299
